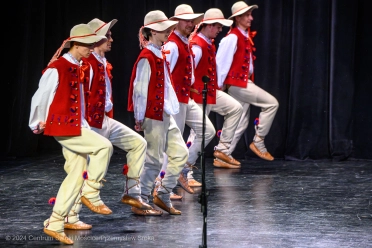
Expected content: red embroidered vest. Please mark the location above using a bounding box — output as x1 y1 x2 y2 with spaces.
224 27 256 88
128 48 168 121
83 55 113 129
167 32 193 103
43 57 90 136
190 35 218 104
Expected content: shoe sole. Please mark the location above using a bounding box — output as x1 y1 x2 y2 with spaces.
189 183 202 187
177 179 194 194
213 151 241 165
43 228 74 245
153 196 181 215
170 195 183 200
121 195 152 210
249 143 274 161
213 159 241 169
81 196 112 215
64 222 92 230
188 179 202 187
131 207 163 216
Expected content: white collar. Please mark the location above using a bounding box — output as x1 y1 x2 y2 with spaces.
237 26 249 37
92 52 106 64
197 32 212 45
174 30 189 44
65 53 81 65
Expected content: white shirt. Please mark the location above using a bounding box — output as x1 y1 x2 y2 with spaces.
216 27 254 88
29 53 92 131
132 45 179 121
92 52 113 113
163 30 195 85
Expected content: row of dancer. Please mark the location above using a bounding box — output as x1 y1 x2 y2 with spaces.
28 1 278 245
29 17 156 245
145 2 278 199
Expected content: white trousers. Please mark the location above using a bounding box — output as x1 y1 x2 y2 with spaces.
62 149 87 224
91 115 147 179
228 80 279 153
47 128 112 231
63 115 147 224
187 90 243 155
140 113 188 198
173 99 215 165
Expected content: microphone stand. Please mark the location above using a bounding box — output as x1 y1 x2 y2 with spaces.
199 75 209 248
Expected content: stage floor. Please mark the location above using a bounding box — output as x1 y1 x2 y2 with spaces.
1 150 371 247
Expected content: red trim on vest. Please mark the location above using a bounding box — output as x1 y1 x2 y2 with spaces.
82 55 113 129
43 57 90 136
167 32 194 103
190 35 218 104
128 48 166 121
224 27 255 88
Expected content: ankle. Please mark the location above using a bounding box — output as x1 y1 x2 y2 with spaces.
253 134 265 142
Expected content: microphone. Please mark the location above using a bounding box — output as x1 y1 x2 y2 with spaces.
202 75 210 83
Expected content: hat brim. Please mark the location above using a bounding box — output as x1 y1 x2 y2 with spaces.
201 19 233 27
170 13 204 25
145 20 178 32
96 19 118 36
64 35 107 48
228 5 258 20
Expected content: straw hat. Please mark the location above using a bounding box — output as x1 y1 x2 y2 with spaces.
169 4 204 24
88 18 118 36
48 24 107 65
64 24 107 48
199 8 233 26
228 1 258 20
143 10 178 32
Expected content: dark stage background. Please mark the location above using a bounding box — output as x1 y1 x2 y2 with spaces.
5 0 371 161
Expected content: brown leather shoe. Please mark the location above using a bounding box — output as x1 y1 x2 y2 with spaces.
43 228 74 245
213 159 241 169
170 192 183 200
64 221 92 230
131 206 163 216
121 195 152 210
249 142 274 161
153 195 181 215
177 173 194 194
214 150 241 165
188 178 202 187
81 196 112 215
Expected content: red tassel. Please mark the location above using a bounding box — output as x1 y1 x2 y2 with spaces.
123 164 129 175
48 197 56 206
160 170 165 179
82 170 88 180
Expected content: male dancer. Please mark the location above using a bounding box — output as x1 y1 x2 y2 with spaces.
216 1 279 160
29 24 111 244
63 18 154 226
128 10 188 215
188 8 243 169
163 4 215 192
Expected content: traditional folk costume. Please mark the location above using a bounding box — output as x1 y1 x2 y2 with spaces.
216 2 279 161
29 24 112 245
188 8 243 169
162 4 215 193
128 10 188 215
64 18 152 226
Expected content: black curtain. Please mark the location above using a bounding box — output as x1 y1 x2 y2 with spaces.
5 0 371 161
